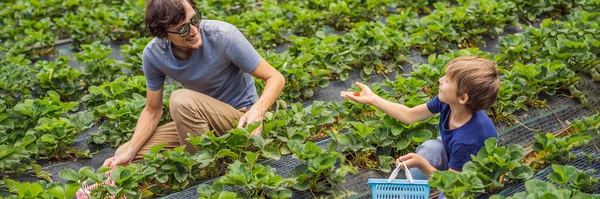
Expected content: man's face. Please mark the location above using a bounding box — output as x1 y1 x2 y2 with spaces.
166 1 203 51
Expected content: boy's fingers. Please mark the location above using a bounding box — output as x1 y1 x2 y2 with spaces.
355 82 365 88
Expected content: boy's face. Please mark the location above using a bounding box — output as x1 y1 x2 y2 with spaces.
166 1 203 51
438 75 462 105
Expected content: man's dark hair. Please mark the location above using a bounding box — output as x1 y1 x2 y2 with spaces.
145 0 198 39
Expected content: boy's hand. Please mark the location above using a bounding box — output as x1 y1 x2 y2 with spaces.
396 153 427 169
340 82 377 104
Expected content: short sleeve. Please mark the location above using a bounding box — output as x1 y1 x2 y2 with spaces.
224 26 261 73
426 96 443 114
448 144 479 171
142 48 166 91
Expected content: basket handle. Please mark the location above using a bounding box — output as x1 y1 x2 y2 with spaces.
401 159 414 184
387 159 415 183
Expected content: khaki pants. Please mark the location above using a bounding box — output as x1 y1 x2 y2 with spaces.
116 89 247 160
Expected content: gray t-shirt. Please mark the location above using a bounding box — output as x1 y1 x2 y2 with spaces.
142 20 261 109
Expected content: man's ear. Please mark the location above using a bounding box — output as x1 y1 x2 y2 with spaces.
458 93 469 105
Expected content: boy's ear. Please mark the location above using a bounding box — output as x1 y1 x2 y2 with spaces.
458 93 469 105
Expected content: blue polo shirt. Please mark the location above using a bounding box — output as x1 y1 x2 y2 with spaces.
427 96 497 171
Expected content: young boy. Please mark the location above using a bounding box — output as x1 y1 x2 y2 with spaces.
340 56 500 181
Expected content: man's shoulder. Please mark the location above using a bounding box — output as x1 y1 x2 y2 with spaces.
202 20 238 35
143 38 167 59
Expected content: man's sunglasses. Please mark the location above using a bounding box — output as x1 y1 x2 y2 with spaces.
167 11 202 37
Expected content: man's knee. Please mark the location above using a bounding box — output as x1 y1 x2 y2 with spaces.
169 89 193 111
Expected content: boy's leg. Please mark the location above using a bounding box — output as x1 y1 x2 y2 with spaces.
409 137 448 180
115 89 246 160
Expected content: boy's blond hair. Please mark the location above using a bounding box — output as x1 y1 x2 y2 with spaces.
445 56 500 112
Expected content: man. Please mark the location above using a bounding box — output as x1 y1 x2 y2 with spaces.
103 0 285 167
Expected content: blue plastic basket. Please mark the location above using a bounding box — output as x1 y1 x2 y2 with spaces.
367 179 430 199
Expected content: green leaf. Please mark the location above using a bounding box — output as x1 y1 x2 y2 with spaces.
59 169 79 182
262 146 281 160
214 191 237 199
268 189 292 199
245 151 259 169
407 129 432 143
48 186 66 199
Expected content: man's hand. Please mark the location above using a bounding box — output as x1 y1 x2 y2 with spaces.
340 82 377 105
396 153 427 169
103 153 134 169
237 104 264 136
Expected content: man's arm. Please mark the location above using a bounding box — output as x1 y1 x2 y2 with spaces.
237 57 285 135
340 82 433 124
124 88 164 157
103 88 164 167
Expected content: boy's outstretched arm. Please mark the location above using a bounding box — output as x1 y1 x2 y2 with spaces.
340 82 433 124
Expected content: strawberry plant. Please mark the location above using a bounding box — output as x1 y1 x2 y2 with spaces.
325 0 394 30
492 59 585 121
396 0 448 14
202 0 257 16
342 22 409 79
428 170 485 199
187 123 281 178
34 116 93 160
569 113 600 136
32 56 86 102
224 0 289 49
406 5 459 55
462 138 533 191
531 133 590 169
53 11 108 50
2 178 79 199
0 135 37 174
0 99 14 142
120 37 153 75
385 10 417 31
287 34 352 80
107 0 148 40
73 41 125 86
489 179 600 199
197 153 293 199
328 121 378 170
455 0 518 40
0 55 32 106
540 34 600 81
547 165 599 193
82 75 147 108
264 101 338 144
494 33 541 67
91 93 146 146
281 2 325 36
140 144 198 195
8 91 79 143
259 50 330 101
287 140 357 194
60 165 153 199
489 80 527 123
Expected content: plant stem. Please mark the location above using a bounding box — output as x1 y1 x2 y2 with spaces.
513 118 541 132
